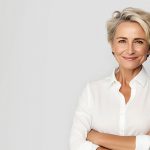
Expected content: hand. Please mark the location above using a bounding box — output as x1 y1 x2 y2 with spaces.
87 129 101 144
87 130 111 149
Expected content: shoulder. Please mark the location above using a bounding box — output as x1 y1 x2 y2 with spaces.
141 67 150 85
146 74 150 83
87 75 112 92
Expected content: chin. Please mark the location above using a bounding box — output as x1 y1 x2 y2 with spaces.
119 64 142 70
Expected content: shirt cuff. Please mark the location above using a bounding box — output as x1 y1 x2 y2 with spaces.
136 135 150 150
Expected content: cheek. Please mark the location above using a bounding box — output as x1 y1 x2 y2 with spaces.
136 48 149 56
139 56 147 64
112 45 125 54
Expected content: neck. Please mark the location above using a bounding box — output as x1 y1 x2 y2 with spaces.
116 65 142 86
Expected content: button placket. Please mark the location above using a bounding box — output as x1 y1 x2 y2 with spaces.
119 92 126 136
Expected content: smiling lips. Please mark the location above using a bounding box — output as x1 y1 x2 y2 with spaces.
122 56 138 61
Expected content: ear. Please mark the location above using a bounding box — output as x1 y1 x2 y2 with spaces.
110 41 115 53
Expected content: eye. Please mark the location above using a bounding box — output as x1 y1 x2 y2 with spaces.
118 40 126 43
135 40 144 44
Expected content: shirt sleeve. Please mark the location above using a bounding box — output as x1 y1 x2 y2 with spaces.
70 83 99 150
136 135 150 150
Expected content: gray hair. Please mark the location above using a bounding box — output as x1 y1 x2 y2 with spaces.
107 7 150 46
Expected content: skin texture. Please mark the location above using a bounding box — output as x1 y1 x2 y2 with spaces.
87 130 135 150
86 21 150 149
111 22 150 71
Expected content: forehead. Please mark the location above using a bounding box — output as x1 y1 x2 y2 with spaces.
114 21 146 39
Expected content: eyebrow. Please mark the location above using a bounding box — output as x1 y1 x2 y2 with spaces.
116 37 127 39
116 37 147 41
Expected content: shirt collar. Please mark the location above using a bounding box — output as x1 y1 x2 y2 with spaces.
106 66 149 88
131 66 148 87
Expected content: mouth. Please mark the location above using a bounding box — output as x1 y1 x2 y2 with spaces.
122 56 138 61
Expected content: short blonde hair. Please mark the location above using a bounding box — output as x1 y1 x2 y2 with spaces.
107 7 150 46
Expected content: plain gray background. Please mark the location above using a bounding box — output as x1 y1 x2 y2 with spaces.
0 0 150 150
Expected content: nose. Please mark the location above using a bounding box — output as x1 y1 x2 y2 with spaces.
126 42 135 54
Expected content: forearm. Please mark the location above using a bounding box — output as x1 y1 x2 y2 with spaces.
87 130 136 150
98 132 135 150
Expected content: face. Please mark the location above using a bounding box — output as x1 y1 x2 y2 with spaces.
111 21 150 70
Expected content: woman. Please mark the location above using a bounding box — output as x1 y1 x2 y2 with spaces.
70 7 150 150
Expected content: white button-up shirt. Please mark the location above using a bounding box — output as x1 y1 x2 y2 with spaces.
70 67 150 150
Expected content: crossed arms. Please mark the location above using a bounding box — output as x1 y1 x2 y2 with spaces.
86 129 150 150
70 83 150 150
87 129 135 150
